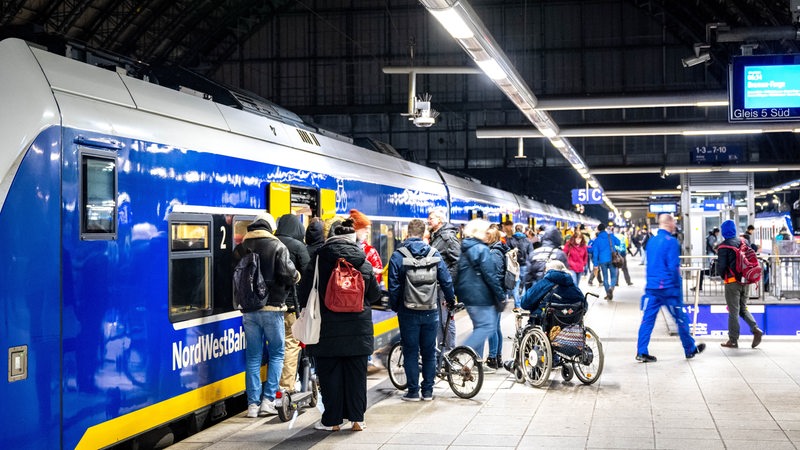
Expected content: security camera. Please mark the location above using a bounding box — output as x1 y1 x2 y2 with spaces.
407 94 439 128
413 116 436 127
681 52 711 67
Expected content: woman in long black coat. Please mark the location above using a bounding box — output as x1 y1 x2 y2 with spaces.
297 219 381 431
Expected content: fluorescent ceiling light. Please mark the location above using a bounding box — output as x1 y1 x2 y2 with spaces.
540 127 557 138
729 167 778 172
794 128 800 133
651 190 681 195
681 129 763 135
551 139 566 148
695 101 728 107
581 172 591 179
428 8 474 39
475 58 506 80
791 182 800 187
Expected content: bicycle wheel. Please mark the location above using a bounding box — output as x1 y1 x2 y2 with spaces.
446 346 484 399
519 327 551 388
573 326 604 385
387 342 407 390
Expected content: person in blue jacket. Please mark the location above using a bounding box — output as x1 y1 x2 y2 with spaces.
635 213 706 362
388 219 455 402
455 219 506 360
592 223 621 300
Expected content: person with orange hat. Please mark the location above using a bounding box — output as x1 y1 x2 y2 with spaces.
350 209 383 286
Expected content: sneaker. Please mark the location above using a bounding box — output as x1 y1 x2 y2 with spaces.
502 360 515 373
686 343 706 359
422 392 433 401
752 329 763 348
635 353 657 363
260 400 278 415
482 363 497 374
246 403 260 418
401 392 421 402
314 420 345 431
721 340 738 348
351 421 366 431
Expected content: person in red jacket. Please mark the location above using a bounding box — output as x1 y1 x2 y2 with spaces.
563 231 589 286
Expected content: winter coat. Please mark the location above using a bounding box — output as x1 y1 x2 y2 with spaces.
591 230 622 266
524 228 568 288
297 235 381 357
360 240 384 285
305 220 325 259
520 269 586 313
430 222 461 279
507 232 533 266
717 237 743 282
388 237 455 313
232 220 298 309
455 237 505 307
489 241 508 290
644 229 681 290
563 239 588 274
275 214 311 312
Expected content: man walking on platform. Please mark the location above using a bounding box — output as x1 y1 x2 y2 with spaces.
428 208 461 352
718 220 764 349
592 223 621 300
635 213 706 362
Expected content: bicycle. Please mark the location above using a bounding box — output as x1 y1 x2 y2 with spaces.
507 291 604 388
385 303 484 399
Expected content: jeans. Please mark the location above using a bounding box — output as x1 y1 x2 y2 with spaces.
599 262 618 295
513 265 528 308
398 309 439 396
487 309 503 359
463 305 498 358
724 283 759 342
637 288 697 356
242 310 285 405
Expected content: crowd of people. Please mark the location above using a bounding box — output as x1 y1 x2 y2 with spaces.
231 206 769 432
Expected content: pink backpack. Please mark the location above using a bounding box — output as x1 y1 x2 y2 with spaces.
717 239 762 284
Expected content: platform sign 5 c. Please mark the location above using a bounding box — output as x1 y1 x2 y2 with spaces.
571 188 603 205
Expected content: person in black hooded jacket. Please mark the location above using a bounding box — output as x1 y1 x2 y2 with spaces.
305 217 325 259
297 219 381 431
275 214 311 392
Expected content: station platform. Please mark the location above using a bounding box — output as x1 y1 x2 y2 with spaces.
171 255 800 450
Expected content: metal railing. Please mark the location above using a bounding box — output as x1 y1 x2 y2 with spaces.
764 255 800 300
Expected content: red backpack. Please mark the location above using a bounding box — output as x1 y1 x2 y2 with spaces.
717 239 762 284
325 258 365 312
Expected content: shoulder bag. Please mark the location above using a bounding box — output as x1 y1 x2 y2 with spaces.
292 258 321 344
609 235 624 269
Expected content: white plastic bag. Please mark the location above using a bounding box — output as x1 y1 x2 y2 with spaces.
291 259 321 344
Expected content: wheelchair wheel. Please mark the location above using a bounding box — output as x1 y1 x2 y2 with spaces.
446 346 484 399
387 342 407 391
561 365 573 382
573 326 604 385
519 328 551 388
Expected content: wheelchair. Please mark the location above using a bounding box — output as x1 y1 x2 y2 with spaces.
506 292 603 388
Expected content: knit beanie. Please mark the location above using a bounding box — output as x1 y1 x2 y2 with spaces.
721 220 737 239
349 209 371 230
253 212 277 233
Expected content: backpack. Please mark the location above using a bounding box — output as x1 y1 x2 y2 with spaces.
233 248 269 311
324 258 365 312
504 248 520 290
717 238 762 284
398 246 441 311
510 235 529 265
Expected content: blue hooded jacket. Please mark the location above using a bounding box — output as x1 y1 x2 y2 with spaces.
645 228 681 290
592 230 622 266
455 237 506 307
520 269 586 313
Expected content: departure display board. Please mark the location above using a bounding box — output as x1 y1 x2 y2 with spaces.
729 54 800 122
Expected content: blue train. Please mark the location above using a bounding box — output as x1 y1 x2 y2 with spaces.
0 37 597 449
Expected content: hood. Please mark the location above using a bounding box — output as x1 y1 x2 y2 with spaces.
305 220 325 247
461 236 485 252
721 220 737 239
543 269 575 286
316 236 366 266
249 212 276 233
542 228 563 247
513 232 527 239
401 237 432 257
435 222 460 238
275 214 305 241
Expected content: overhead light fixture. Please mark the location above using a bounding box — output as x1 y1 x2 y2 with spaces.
729 167 778 172
551 139 566 148
540 127 557 138
695 101 728 107
427 7 474 39
682 129 763 135
475 58 506 80
794 128 800 133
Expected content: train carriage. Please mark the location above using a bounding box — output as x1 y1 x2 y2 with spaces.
0 37 595 449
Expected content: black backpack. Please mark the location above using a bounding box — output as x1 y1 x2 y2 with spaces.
233 248 269 312
398 246 441 311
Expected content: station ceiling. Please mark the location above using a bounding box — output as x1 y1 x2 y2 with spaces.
3 0 800 220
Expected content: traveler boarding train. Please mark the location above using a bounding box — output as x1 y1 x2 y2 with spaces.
0 38 597 449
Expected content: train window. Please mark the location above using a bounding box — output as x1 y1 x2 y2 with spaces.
80 153 117 239
169 217 212 321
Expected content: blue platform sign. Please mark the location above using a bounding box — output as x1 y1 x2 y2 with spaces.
571 188 603 205
691 144 743 164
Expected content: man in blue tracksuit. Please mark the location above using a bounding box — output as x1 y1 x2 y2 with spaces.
636 213 706 362
592 223 621 300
